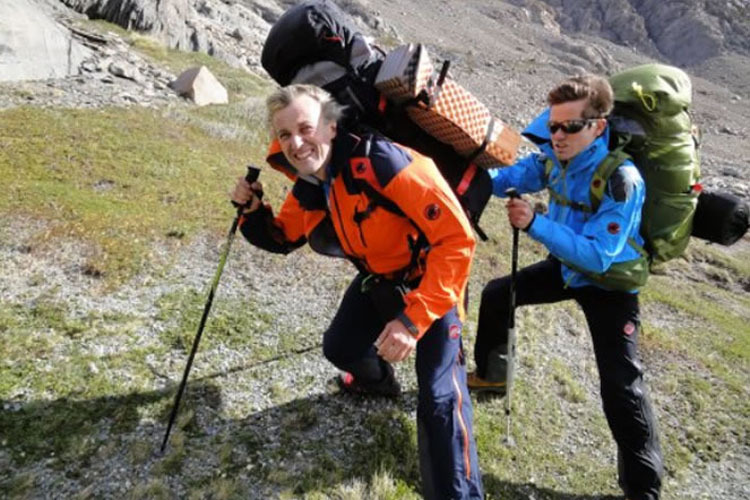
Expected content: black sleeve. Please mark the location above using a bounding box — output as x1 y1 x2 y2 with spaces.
239 204 306 254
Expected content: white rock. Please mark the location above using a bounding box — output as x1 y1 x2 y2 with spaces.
169 65 229 106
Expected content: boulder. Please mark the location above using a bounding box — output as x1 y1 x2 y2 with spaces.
169 66 228 106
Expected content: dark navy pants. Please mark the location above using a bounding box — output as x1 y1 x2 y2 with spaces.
324 273 484 499
474 257 663 500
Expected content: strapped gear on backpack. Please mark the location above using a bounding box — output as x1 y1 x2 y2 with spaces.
261 0 520 241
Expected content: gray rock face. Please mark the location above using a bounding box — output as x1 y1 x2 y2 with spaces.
60 0 195 49
0 0 92 81
510 0 749 66
60 0 272 68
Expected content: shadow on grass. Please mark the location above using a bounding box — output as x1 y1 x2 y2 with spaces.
2 380 622 499
0 383 221 465
483 473 623 499
0 380 423 495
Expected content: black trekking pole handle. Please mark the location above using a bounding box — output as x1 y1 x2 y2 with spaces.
160 165 261 454
504 187 521 446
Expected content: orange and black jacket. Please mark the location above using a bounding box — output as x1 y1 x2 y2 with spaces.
239 131 476 339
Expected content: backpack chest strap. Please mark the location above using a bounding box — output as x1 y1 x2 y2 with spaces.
546 188 594 213
544 149 632 214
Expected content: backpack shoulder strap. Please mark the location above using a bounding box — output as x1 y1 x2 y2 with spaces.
588 129 634 212
345 137 406 218
345 137 429 281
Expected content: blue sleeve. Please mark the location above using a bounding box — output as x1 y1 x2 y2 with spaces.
489 153 547 197
527 166 645 273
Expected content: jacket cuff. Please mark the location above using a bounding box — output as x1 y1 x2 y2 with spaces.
522 212 536 233
527 212 546 240
397 311 421 339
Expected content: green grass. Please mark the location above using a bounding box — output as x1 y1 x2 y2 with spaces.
0 104 269 285
2 18 749 499
155 289 276 354
0 17 277 286
639 258 750 475
0 40 282 474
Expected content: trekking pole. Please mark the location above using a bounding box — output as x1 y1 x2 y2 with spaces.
160 165 261 453
504 187 521 446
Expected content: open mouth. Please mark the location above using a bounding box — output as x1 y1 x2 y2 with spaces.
293 147 316 163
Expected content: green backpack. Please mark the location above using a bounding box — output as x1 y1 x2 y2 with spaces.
545 64 701 292
609 64 701 266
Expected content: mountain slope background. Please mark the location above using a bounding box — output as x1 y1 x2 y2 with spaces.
1 0 748 498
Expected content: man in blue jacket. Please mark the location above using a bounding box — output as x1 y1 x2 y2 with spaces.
468 75 663 500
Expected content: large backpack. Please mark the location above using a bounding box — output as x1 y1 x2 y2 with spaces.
545 64 702 291
261 0 499 239
609 64 701 266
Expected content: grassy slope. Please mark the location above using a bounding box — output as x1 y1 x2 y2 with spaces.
1 20 749 500
467 200 750 498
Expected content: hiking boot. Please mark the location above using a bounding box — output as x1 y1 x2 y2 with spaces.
336 371 401 398
466 371 506 397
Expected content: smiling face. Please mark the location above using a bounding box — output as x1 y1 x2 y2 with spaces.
548 98 606 161
272 94 337 180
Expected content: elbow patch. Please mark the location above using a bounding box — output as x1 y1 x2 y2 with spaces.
607 165 640 202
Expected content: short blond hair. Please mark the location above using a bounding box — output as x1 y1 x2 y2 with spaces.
265 84 346 133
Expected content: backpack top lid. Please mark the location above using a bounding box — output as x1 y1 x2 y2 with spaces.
262 0 360 86
609 63 692 117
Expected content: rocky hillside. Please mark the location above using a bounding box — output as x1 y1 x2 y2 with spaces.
4 0 749 194
1 1 748 499
506 0 750 67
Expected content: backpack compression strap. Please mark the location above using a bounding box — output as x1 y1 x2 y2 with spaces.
543 147 632 214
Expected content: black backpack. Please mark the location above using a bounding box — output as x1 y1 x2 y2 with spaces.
261 0 493 239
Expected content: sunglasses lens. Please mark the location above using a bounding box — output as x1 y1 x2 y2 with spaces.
566 122 585 133
548 120 589 134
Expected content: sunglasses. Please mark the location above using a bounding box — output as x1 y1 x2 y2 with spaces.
547 119 597 134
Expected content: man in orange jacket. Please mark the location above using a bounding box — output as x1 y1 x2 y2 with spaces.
231 84 483 499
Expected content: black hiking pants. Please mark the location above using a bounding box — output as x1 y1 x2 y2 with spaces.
474 257 663 500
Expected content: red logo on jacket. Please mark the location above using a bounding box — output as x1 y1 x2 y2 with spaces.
607 222 621 234
449 324 461 340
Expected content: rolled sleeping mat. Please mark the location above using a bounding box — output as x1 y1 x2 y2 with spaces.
691 190 749 246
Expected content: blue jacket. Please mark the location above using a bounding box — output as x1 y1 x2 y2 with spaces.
490 109 646 291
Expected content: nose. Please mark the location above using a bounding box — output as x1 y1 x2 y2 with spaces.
551 128 567 140
289 134 303 149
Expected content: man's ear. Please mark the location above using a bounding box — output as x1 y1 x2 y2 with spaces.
594 118 607 136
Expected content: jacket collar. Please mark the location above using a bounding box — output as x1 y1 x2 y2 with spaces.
327 130 361 180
